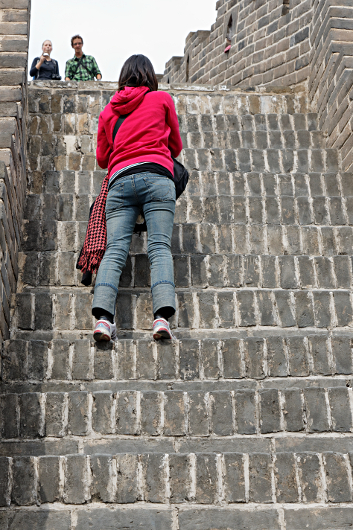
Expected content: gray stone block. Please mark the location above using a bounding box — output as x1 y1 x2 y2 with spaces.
284 507 353 530
76 508 172 530
235 391 256 434
141 453 166 503
141 391 162 436
210 391 233 435
249 453 272 503
93 392 113 434
64 454 86 504
297 452 321 502
0 457 10 506
164 391 185 436
45 392 65 437
90 454 113 503
169 454 190 503
260 389 281 434
304 388 329 432
275 453 298 503
116 391 139 435
114 454 139 503
224 453 245 503
178 508 281 529
195 453 217 503
328 387 352 432
38 456 60 503
68 392 89 436
12 457 36 505
324 452 351 502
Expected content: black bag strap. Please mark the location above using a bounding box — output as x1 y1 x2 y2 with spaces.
112 113 131 144
71 56 90 79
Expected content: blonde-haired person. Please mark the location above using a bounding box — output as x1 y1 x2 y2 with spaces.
30 40 61 80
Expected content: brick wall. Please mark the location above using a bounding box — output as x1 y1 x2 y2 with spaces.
0 0 31 343
162 0 353 170
162 0 313 87
309 0 353 172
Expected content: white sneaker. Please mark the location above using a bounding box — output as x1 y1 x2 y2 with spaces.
93 319 117 342
152 318 174 340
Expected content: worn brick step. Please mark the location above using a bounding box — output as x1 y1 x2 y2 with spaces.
0 385 351 439
2 504 353 530
3 333 353 383
13 287 353 332
181 127 326 150
179 148 340 174
37 170 352 198
1 451 353 507
3 433 353 458
178 112 319 132
18 252 353 291
30 146 340 175
22 193 353 229
20 220 353 257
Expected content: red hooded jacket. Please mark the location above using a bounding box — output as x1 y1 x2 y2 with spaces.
96 86 183 179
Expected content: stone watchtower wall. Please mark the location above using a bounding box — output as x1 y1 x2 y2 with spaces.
0 0 31 344
162 0 353 172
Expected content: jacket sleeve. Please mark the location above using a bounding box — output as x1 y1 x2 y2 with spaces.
165 94 183 158
30 58 39 78
55 60 60 77
96 113 111 169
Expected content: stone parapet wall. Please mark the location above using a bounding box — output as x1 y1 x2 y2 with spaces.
309 0 353 172
0 0 31 343
162 0 353 170
162 0 312 87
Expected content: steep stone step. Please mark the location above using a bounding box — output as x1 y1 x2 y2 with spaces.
13 287 353 332
18 252 353 290
179 147 339 174
180 125 326 150
2 504 353 530
0 385 351 439
1 451 353 506
35 170 353 198
22 192 353 226
20 221 353 257
3 333 353 383
178 112 320 134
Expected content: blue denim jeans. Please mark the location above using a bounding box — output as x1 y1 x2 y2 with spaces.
92 172 176 319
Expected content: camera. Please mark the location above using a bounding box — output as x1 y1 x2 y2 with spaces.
51 74 62 80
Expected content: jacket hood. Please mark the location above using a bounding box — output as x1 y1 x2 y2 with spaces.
110 86 150 115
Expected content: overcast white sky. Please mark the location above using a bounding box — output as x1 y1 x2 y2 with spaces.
29 0 217 80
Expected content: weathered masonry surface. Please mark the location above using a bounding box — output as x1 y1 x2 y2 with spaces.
162 0 353 172
1 0 353 528
0 0 31 344
1 80 353 528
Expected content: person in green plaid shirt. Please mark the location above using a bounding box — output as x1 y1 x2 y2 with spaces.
65 34 102 81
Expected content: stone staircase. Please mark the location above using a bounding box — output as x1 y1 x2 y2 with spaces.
1 84 353 529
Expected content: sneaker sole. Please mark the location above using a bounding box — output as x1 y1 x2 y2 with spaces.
153 329 172 340
93 331 111 342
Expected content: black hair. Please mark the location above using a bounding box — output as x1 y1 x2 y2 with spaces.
118 54 158 92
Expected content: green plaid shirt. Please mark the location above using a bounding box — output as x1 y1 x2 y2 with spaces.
65 54 101 81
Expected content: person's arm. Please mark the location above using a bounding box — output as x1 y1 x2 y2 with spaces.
96 113 111 169
30 57 40 78
91 57 102 80
165 94 183 158
55 60 60 77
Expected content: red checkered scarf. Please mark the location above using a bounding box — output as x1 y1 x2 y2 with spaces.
77 174 109 273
